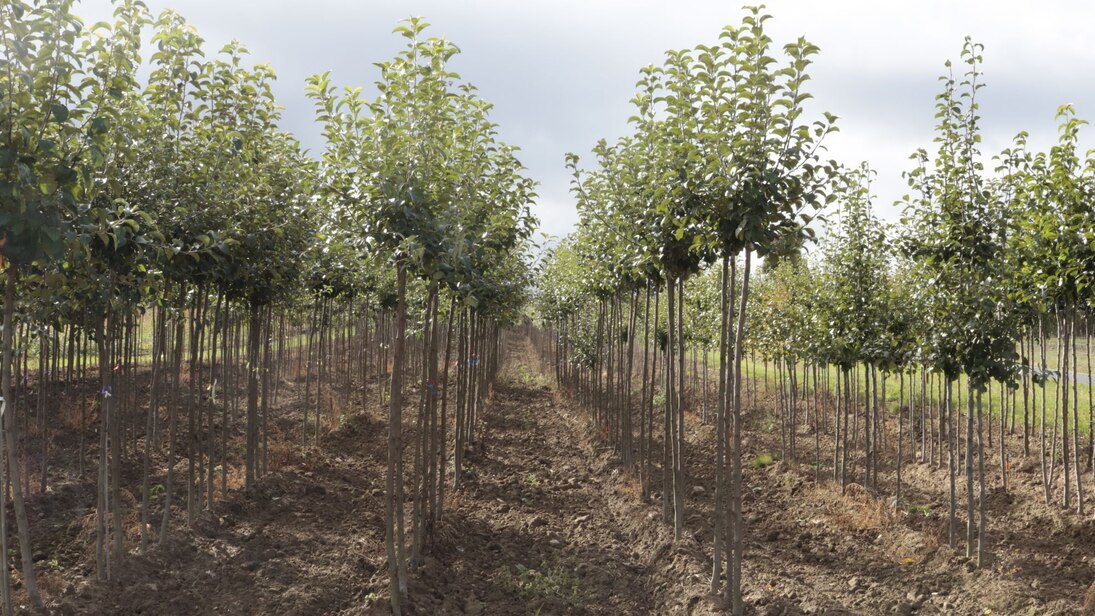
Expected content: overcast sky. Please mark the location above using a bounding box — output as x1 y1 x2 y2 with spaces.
79 0 1095 242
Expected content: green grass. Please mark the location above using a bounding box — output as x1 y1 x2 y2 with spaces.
749 360 1094 435
16 312 332 374
506 362 553 390
1030 335 1095 372
750 452 775 468
698 345 1095 436
905 503 932 516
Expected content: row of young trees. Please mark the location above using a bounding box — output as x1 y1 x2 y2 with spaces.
538 7 838 612
2 3 535 614
750 39 1095 565
305 17 536 614
535 9 1094 614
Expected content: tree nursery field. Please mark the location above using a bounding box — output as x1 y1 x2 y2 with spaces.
1 1 1095 615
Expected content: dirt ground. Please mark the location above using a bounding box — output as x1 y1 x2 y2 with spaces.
25 336 1095 614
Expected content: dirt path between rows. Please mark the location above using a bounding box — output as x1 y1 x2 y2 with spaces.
421 337 659 615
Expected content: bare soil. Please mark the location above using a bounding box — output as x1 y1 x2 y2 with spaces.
20 336 1095 614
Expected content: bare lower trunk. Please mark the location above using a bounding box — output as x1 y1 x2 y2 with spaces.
386 263 409 615
729 248 752 616
1 267 42 610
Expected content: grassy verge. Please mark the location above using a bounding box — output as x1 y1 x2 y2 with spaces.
737 357 1094 435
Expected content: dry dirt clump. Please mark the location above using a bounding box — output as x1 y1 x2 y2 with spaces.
1082 579 1095 615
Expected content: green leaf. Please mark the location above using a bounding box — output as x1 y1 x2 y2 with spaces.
90 117 110 135
51 103 70 123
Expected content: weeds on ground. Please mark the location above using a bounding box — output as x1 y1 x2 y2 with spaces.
751 453 775 469
496 562 582 608
905 502 932 516
508 364 552 390
827 484 894 531
616 475 643 499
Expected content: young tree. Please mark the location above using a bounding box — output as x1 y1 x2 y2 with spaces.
697 11 837 610
1 0 146 602
821 164 890 492
309 18 535 612
902 39 1018 565
1008 106 1095 513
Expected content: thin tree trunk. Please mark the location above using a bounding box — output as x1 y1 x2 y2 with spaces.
1 267 43 609
386 263 409 615
729 249 751 616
